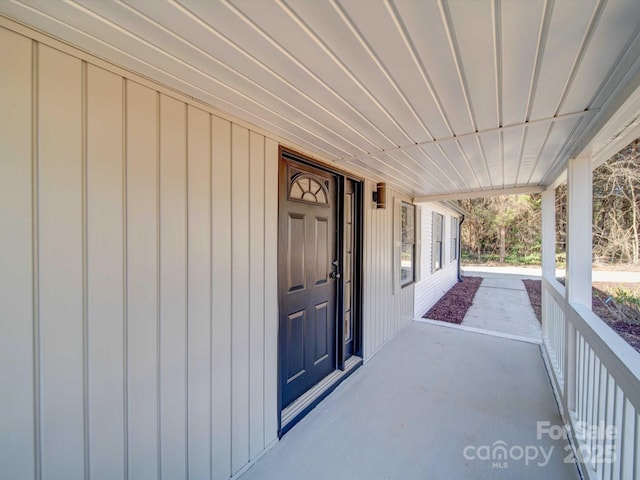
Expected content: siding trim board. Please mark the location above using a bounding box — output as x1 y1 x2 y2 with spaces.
1 19 417 479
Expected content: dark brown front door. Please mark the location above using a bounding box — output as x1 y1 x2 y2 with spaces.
278 158 337 408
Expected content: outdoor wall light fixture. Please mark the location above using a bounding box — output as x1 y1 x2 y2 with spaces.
372 182 387 209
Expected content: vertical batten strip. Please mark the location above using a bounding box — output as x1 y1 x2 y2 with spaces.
184 103 190 480
0 28 36 480
211 116 232 480
263 138 279 443
249 132 266 458
122 77 129 480
38 44 85 478
81 59 90 480
156 90 162 480
186 105 213 478
231 124 251 473
159 94 188 480
32 39 41 480
208 112 214 480
87 63 126 480
126 81 160 480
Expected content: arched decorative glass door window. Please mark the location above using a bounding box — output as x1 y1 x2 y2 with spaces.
288 173 329 206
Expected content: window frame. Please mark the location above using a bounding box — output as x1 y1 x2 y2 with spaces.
451 216 459 262
400 201 416 287
432 212 444 272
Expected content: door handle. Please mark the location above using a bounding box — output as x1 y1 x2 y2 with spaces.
331 260 340 279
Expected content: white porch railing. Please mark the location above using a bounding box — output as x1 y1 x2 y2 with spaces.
542 276 640 480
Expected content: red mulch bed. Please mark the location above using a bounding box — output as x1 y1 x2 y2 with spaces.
523 279 640 353
522 279 542 324
423 276 483 324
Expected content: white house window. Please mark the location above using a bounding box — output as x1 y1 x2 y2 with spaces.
432 212 444 271
400 202 415 286
451 217 458 262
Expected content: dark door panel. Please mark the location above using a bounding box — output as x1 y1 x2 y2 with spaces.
279 159 337 408
287 213 306 293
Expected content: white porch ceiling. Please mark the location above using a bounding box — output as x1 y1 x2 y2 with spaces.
2 0 640 196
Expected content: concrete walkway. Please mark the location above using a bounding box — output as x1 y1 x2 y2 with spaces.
463 265 640 283
239 322 579 480
462 276 542 343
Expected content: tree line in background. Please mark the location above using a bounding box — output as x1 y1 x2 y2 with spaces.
460 139 640 265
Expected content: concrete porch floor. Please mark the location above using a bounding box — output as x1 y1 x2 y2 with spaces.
240 322 580 480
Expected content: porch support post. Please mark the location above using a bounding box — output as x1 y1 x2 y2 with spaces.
541 189 556 281
565 156 592 308
564 155 592 415
541 189 555 343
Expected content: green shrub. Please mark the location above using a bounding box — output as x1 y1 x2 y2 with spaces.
603 287 640 324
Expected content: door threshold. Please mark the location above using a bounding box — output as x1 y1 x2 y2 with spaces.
280 356 362 435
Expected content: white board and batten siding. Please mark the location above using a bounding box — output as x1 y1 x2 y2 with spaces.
0 22 417 480
414 203 461 318
0 26 279 480
362 180 415 360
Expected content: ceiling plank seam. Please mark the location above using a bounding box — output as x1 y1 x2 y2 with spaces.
492 0 504 188
117 0 369 157
217 0 397 151
385 0 455 137
553 0 606 116
67 0 351 158
527 0 606 185
342 110 594 162
276 0 415 146
330 0 435 142
548 20 640 179
438 0 491 191
514 0 552 188
396 149 451 192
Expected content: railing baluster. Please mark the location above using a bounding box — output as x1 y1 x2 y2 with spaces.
612 387 623 479
590 356 601 470
580 336 588 425
595 361 605 478
561 308 565 378
577 333 583 420
633 410 640 478
566 314 571 401
604 372 614 480
621 397 635 478
588 348 596 449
